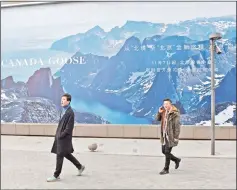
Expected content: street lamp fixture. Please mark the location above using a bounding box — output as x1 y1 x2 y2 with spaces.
209 32 222 156
209 33 222 40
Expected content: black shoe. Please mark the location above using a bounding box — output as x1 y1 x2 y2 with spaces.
159 169 169 175
175 158 181 169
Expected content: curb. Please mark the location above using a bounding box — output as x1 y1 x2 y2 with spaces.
77 151 236 159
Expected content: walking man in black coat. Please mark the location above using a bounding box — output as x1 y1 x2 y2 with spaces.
47 93 85 182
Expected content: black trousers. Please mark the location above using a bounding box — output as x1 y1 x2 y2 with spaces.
54 153 82 178
162 141 179 170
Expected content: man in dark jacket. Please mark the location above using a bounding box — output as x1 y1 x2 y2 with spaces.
156 98 181 175
47 93 85 182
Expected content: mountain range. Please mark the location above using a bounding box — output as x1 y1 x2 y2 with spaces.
56 33 235 121
1 71 110 124
2 16 236 125
50 16 236 57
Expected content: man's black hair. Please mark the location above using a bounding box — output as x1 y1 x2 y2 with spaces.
163 98 172 103
62 93 71 102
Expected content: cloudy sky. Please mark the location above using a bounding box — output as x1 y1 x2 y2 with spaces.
1 2 236 51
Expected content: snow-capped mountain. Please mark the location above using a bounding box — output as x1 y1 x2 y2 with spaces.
181 102 236 126
1 79 60 123
195 66 236 109
1 94 60 123
26 68 65 108
3 29 235 124
55 33 235 121
2 89 111 124
1 72 110 124
50 16 236 56
197 104 236 126
2 15 236 125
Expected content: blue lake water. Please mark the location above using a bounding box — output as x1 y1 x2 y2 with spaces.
71 98 150 124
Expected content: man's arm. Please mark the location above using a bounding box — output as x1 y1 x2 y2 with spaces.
60 113 74 139
173 115 181 140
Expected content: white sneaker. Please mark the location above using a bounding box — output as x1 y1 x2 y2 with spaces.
77 165 85 176
46 176 60 182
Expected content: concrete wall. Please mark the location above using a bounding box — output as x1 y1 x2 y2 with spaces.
1 123 236 140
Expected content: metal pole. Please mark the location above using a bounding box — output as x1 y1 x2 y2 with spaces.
210 39 215 155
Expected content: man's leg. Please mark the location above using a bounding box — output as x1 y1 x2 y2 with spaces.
65 154 85 176
160 138 173 175
160 144 171 175
47 154 64 182
162 146 179 162
54 154 64 178
164 145 172 171
162 142 181 169
163 146 181 172
65 153 82 169
161 145 165 155
170 153 178 162
170 151 181 169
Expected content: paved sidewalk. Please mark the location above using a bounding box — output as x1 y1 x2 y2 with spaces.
2 136 236 158
1 136 236 189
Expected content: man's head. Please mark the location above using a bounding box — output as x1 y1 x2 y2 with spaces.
61 93 71 107
163 98 172 111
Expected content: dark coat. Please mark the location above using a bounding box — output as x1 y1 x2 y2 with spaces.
51 106 75 156
155 106 181 147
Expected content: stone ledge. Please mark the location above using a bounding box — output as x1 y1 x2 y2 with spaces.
1 123 236 140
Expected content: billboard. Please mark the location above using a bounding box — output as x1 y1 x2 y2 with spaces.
1 2 236 125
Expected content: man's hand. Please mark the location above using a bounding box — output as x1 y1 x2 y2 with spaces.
158 106 164 113
59 132 67 139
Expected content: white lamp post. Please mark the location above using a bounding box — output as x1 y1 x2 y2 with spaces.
209 33 222 156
